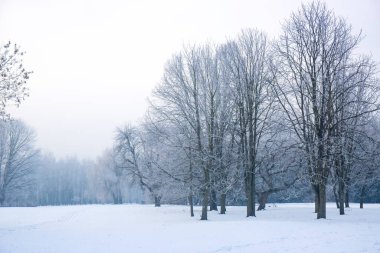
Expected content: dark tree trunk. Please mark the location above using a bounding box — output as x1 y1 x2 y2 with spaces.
257 192 269 211
188 147 194 217
246 145 256 217
193 67 207 221
220 193 226 214
338 180 345 215
246 172 255 217
188 194 194 217
0 193 4 206
154 196 161 207
201 186 209 220
360 186 365 209
333 183 339 209
345 190 349 208
313 185 319 214
246 101 257 218
210 188 218 211
317 183 326 219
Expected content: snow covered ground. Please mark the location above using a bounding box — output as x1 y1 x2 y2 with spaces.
0 203 379 253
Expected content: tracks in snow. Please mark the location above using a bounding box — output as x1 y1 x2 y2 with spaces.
0 206 86 236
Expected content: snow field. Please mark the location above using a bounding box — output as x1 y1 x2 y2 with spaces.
0 203 379 253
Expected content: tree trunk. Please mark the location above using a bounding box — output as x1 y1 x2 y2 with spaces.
317 183 326 219
117 186 122 204
246 99 257 218
345 190 349 208
338 179 345 215
188 194 194 217
257 192 269 211
220 193 226 214
188 147 194 217
333 183 339 209
0 191 4 206
154 196 161 207
313 185 319 214
209 188 218 211
360 186 365 209
246 172 256 217
246 134 256 217
200 186 209 220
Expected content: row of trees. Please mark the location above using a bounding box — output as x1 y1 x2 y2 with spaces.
2 115 378 211
0 137 148 206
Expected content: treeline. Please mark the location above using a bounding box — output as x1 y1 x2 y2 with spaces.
1 1 380 220
0 116 379 214
0 123 147 206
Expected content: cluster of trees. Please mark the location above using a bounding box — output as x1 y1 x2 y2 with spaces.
1 146 148 206
101 1 380 220
1 1 379 221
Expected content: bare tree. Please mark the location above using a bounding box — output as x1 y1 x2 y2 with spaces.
348 117 380 209
0 120 38 205
142 115 199 215
331 54 378 214
273 1 378 218
151 45 212 219
98 150 124 204
221 29 273 217
115 125 168 207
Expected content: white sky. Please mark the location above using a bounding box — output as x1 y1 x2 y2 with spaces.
0 0 379 160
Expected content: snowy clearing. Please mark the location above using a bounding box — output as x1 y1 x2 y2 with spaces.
0 203 379 253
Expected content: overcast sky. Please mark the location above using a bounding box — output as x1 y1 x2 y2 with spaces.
0 0 379 160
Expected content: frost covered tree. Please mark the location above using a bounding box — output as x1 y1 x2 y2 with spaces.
97 150 124 204
151 45 213 219
115 125 168 207
330 68 377 214
348 117 380 209
0 42 31 118
150 43 243 219
0 120 38 205
221 29 274 217
143 117 200 210
272 1 379 218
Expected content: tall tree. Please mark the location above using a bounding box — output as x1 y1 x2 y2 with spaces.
273 1 378 218
151 46 211 219
221 29 273 217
